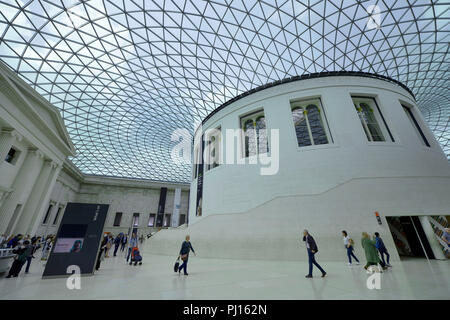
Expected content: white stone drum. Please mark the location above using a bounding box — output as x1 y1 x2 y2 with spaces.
145 73 450 262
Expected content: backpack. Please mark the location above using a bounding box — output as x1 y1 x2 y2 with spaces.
349 238 354 246
16 247 29 263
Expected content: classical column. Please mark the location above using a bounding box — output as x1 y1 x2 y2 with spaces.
28 162 61 236
0 129 23 215
42 201 59 237
13 159 54 235
0 148 45 234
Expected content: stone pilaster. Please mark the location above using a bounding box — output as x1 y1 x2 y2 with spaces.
13 159 54 235
0 148 45 234
28 162 61 236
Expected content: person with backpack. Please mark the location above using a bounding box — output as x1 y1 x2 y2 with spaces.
178 235 196 275
302 229 326 278
374 232 391 267
342 230 360 266
6 240 32 278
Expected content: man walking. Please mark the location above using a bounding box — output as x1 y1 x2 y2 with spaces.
374 232 391 267
121 234 128 252
25 237 40 273
113 234 122 257
302 229 326 278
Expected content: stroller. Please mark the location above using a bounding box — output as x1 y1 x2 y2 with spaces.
129 247 142 266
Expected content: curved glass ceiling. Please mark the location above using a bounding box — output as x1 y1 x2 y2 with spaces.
0 0 449 183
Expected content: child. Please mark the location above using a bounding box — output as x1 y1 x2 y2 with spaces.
129 247 142 266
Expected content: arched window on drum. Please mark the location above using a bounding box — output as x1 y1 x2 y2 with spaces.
255 116 268 154
291 99 332 147
352 96 393 142
240 109 269 157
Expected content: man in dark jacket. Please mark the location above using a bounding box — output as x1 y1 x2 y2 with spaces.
374 232 391 267
120 234 128 252
302 230 326 278
6 240 32 278
113 234 122 257
25 238 40 273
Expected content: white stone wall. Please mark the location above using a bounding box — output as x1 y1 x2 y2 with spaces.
35 168 81 236
0 63 74 236
189 76 449 222
144 76 450 262
0 132 29 190
73 182 189 236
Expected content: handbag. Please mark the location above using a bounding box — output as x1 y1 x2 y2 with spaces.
180 254 188 261
174 257 180 272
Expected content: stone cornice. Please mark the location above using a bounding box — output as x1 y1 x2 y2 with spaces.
1 128 23 142
60 159 189 191
0 61 76 157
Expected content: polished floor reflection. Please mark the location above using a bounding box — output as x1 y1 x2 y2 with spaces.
0 253 448 300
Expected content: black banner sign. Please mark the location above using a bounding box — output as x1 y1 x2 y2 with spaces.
42 203 109 278
156 187 167 227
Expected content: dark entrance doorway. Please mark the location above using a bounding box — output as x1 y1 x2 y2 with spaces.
386 216 435 260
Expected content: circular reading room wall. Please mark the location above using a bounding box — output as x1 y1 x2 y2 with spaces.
148 72 450 262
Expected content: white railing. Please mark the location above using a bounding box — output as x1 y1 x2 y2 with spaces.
0 248 14 258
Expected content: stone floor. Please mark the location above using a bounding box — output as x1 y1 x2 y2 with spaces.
0 252 448 299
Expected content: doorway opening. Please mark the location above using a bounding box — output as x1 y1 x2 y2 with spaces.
386 216 435 260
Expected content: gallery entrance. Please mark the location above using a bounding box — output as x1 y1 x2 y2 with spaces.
386 216 435 260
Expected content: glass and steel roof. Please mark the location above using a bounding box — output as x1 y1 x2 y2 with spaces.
0 1 448 183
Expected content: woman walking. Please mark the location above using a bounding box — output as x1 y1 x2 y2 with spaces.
105 234 113 258
178 235 196 276
342 231 360 266
361 232 387 272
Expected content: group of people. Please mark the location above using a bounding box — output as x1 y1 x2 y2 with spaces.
111 230 392 278
4 227 447 281
0 233 56 278
95 232 143 271
302 230 392 278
